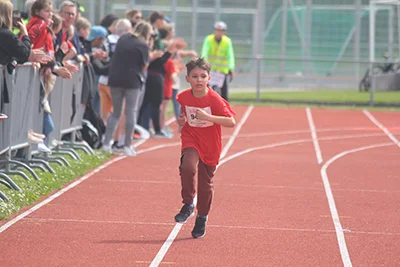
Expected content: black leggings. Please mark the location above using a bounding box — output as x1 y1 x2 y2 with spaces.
139 74 164 133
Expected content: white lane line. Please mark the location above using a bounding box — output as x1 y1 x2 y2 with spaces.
363 110 400 148
0 118 176 234
22 217 400 236
306 107 323 164
0 155 126 233
220 105 254 159
321 142 393 267
150 105 254 267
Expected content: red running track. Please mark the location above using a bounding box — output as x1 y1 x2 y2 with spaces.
0 106 399 267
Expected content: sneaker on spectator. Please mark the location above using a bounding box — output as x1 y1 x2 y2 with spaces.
38 142 52 154
191 216 207 239
123 146 137 157
102 142 112 154
135 125 150 140
0 113 8 121
112 140 124 151
174 204 194 223
163 126 174 138
153 130 172 139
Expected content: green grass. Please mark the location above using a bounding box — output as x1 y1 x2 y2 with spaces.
0 150 112 220
230 90 400 104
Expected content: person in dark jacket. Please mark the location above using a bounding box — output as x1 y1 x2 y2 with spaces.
0 0 31 116
0 1 31 73
102 21 153 156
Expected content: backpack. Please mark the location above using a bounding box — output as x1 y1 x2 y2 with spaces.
81 103 105 149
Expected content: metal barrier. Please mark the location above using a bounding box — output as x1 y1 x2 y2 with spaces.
47 65 88 163
0 65 40 181
0 63 92 202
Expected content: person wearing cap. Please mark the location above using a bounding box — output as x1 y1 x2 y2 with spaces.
85 25 108 114
201 21 235 101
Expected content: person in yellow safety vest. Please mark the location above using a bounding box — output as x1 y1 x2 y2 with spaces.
201 21 235 101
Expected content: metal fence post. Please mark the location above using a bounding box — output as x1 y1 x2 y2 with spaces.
369 62 375 106
280 0 288 80
191 0 198 51
354 0 361 81
256 55 262 102
171 0 177 24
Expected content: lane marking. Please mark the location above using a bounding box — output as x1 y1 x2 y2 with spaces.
102 180 400 195
22 217 400 236
320 142 393 267
150 105 254 267
306 107 323 164
363 110 400 148
220 105 254 159
0 118 176 233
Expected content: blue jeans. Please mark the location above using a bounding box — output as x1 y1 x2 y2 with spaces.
139 103 151 130
43 112 54 144
172 88 180 121
91 87 101 116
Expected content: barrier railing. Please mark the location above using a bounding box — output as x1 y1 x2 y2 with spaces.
0 63 92 202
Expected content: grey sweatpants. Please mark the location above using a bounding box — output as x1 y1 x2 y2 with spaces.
103 87 141 147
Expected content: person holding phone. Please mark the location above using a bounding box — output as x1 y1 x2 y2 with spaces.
0 1 31 70
0 0 31 122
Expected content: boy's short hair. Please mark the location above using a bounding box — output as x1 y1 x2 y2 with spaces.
186 57 211 76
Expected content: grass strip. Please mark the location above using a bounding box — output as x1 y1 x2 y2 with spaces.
0 150 112 220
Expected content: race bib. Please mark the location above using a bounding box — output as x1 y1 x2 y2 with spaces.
185 106 214 128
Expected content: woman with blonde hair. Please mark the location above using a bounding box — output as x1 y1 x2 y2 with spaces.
0 0 31 120
0 0 31 71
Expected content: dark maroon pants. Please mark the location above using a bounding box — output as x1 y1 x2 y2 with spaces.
179 147 216 217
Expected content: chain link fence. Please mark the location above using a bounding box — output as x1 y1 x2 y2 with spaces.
11 0 400 105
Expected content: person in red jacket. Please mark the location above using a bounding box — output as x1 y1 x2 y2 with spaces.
28 0 71 149
174 57 236 238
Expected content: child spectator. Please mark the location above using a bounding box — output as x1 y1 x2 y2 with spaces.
27 0 71 149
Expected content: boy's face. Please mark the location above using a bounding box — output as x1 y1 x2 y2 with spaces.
186 67 210 93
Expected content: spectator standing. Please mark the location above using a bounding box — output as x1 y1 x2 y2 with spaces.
201 21 235 101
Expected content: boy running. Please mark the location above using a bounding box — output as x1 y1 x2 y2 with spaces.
175 57 236 238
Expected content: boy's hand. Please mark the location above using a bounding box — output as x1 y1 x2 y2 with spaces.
196 109 210 121
177 112 186 126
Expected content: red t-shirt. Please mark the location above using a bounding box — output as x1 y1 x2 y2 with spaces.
163 58 175 99
177 87 235 166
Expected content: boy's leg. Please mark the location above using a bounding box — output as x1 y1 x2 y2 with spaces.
196 160 216 217
179 147 199 205
191 160 216 238
175 147 198 223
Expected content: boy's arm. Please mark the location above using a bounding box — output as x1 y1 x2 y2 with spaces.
195 109 235 128
177 107 186 126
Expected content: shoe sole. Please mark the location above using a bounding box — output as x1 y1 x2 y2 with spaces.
174 212 194 224
192 230 206 239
